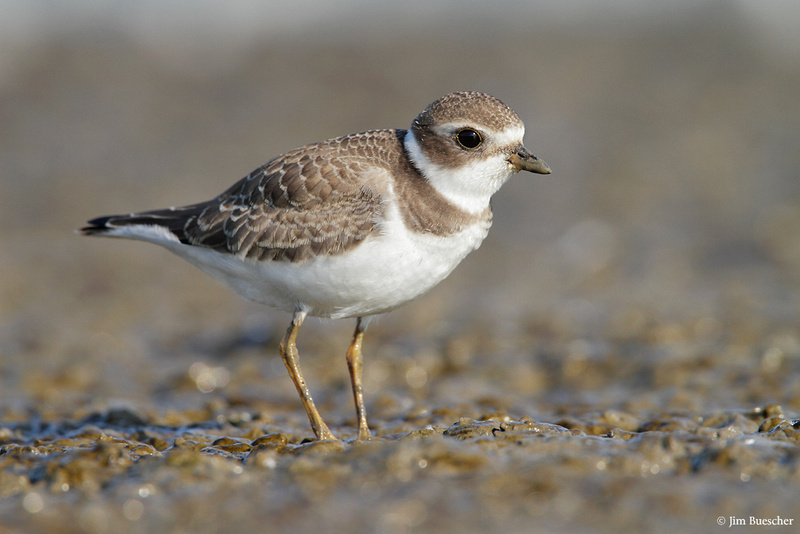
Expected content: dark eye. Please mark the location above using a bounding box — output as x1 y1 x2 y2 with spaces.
456 129 482 149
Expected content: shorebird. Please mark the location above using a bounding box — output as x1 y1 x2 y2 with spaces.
82 91 551 440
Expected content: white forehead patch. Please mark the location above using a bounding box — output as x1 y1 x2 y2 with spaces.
491 125 526 148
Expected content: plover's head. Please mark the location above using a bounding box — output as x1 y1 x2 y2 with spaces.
404 91 551 214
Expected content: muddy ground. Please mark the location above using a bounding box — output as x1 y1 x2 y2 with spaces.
1 4 800 533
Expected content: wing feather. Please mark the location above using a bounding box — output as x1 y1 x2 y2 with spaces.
83 130 401 263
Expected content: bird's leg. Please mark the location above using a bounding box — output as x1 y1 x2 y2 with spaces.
346 317 371 440
278 310 336 441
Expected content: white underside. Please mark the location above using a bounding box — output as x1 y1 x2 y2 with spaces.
107 204 491 320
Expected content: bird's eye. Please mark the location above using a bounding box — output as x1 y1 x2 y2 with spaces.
456 129 482 149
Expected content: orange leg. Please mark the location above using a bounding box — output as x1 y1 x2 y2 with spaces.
346 317 371 440
278 310 336 441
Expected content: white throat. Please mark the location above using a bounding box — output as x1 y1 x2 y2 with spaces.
403 129 518 215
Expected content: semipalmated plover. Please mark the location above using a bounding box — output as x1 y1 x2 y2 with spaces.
82 91 551 441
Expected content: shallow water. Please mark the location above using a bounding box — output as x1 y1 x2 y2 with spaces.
2 5 800 533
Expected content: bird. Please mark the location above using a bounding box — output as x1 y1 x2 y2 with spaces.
81 91 551 441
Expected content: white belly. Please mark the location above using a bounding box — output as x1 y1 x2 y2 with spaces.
169 214 491 319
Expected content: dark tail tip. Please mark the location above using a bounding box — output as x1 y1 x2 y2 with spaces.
80 216 115 236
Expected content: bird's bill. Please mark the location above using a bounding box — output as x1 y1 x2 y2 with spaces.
509 147 551 175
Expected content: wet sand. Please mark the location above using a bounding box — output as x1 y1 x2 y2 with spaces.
2 5 800 533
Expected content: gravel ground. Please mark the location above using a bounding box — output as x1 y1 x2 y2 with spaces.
1 4 800 533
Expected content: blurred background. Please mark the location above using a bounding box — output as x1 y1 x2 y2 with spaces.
1 0 799 420
2 2 800 532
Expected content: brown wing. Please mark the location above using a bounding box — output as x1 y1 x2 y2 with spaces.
186 132 393 262
86 131 397 263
